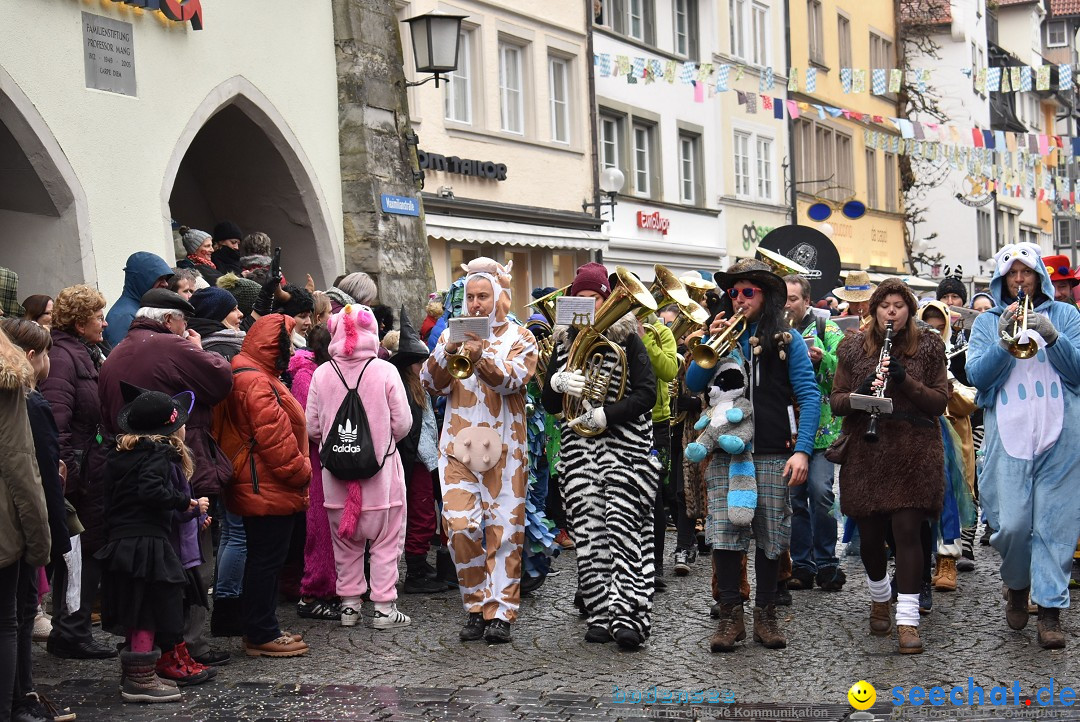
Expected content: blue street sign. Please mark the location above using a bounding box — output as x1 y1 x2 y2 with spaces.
380 194 420 216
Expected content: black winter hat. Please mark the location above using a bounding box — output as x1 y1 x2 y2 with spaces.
116 381 194 436
213 220 243 243
190 287 238 322
275 285 314 318
936 276 967 305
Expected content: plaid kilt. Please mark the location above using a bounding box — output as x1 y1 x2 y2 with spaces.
705 452 792 559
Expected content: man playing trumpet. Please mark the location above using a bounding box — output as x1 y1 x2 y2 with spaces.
967 243 1080 649
685 259 820 652
421 258 538 644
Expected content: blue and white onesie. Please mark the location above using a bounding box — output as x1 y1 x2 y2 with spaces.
966 242 1080 608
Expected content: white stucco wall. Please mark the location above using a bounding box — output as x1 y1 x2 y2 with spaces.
0 0 342 300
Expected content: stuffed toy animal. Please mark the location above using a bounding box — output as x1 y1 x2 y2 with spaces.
684 356 756 526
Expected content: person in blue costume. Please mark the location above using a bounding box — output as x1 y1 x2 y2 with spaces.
685 258 819 653
966 242 1080 650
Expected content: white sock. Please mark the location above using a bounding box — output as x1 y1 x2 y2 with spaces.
866 574 892 603
374 601 395 614
896 593 921 627
342 596 362 610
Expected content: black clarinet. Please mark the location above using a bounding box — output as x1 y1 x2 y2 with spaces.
864 321 894 443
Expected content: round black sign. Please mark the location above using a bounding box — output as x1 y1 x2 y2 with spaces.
758 225 842 302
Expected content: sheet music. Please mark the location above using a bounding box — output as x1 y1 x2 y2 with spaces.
449 316 491 343
556 297 596 327
848 393 893 415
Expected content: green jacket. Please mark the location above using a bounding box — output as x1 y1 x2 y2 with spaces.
642 321 679 423
797 313 843 450
0 364 50 569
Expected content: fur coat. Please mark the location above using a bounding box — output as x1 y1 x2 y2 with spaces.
831 326 949 518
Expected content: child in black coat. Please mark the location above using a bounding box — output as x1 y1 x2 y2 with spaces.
96 382 207 703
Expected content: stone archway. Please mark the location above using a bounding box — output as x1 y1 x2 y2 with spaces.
0 65 93 298
163 77 339 287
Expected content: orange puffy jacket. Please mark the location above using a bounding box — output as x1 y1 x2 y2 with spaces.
214 315 310 517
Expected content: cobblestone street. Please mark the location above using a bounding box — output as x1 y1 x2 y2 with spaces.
30 533 1080 721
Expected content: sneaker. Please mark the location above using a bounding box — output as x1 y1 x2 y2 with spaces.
191 648 231 666
340 606 361 627
12 695 51 722
554 529 575 549
32 610 52 642
673 549 690 576
372 604 411 630
26 691 76 721
484 619 512 644
244 635 309 657
296 598 342 620
460 612 487 642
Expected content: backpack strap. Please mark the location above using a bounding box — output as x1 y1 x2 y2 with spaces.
328 359 395 466
233 366 281 405
815 315 827 342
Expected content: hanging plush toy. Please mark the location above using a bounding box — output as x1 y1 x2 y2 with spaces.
684 356 756 526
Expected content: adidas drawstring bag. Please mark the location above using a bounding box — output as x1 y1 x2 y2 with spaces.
320 359 392 480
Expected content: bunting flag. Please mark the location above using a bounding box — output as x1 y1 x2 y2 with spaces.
762 95 774 110
761 66 775 92
889 68 902 93
1062 64 1073 91
786 99 800 118
716 64 731 92
841 67 852 93
974 67 987 93
1011 66 1022 91
1000 68 1011 92
872 68 887 95
632 57 646 79
1020 66 1032 91
853 69 867 94
987 66 1001 92
679 62 696 84
1037 65 1051 91
788 70 798 92
806 67 817 92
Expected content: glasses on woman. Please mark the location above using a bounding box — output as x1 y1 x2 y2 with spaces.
727 287 763 300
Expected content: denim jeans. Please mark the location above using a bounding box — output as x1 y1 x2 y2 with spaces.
214 507 247 599
789 452 839 573
242 514 296 646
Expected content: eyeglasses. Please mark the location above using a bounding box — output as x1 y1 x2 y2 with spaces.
727 287 763 299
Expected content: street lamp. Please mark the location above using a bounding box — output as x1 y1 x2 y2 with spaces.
404 11 468 88
582 167 626 219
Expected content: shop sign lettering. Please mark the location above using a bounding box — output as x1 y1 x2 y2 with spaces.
637 211 670 235
418 151 507 181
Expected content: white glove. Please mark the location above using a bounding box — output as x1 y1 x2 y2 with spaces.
551 368 586 398
571 407 607 433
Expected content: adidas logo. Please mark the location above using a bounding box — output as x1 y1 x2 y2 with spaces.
338 419 357 443
332 444 365 454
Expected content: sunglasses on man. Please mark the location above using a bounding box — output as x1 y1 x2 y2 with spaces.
727 287 763 299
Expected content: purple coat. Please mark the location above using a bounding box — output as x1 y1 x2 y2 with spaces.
98 318 234 497
39 329 109 552
168 463 204 570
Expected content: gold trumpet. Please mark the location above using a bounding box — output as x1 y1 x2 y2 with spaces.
445 349 474 378
564 267 657 437
689 308 748 369
1002 288 1039 359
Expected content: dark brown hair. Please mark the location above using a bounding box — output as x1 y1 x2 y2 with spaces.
307 325 332 366
21 295 52 323
1 317 52 353
862 278 921 359
400 364 427 408
783 274 811 301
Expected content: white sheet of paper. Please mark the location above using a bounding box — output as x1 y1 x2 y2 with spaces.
848 393 893 415
556 296 596 326
449 316 490 343
949 305 979 330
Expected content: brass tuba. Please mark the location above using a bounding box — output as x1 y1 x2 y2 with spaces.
563 267 657 437
757 247 810 276
525 285 568 380
1001 288 1039 359
640 265 711 343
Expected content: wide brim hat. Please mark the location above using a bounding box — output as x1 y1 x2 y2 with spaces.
1044 255 1079 286
832 270 877 302
116 381 194 437
713 259 786 300
389 305 430 369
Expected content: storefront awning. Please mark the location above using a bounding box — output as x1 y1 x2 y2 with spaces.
425 215 607 252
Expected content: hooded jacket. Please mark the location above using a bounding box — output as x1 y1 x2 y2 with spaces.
103 252 174 349
306 306 411 536
189 317 246 362
215 315 311 517
0 355 51 569
99 318 234 497
39 328 109 552
966 243 1080 408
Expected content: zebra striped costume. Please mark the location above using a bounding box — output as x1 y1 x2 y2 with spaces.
547 314 658 639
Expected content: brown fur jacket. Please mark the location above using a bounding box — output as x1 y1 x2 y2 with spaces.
831 326 948 519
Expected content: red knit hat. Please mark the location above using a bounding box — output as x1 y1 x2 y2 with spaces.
1044 255 1078 286
570 262 611 300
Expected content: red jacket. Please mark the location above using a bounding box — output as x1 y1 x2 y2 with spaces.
214 315 310 517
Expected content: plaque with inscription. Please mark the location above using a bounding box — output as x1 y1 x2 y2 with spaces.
83 12 136 97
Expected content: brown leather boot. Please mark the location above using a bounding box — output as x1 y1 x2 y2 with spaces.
709 603 746 653
1037 607 1066 649
752 605 787 649
933 557 957 591
1005 587 1030 630
869 601 892 636
897 625 923 654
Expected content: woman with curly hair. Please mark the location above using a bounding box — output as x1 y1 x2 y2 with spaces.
38 285 117 660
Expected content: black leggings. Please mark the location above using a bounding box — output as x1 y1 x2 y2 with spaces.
857 510 928 595
713 548 780 607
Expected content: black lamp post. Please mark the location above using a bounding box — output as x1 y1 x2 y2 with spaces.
582 167 626 219
404 11 468 88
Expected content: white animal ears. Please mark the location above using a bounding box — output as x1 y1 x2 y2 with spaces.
460 257 512 277
994 243 1042 279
